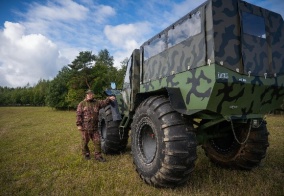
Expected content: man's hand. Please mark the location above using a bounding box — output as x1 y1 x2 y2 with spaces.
109 96 116 101
77 126 83 131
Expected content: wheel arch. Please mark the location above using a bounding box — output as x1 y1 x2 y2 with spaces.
135 87 187 114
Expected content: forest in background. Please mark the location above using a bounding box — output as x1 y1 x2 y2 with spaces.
0 49 127 110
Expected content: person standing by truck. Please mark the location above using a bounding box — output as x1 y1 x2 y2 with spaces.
76 89 115 162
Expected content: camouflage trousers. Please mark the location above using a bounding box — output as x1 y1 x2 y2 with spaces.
80 130 102 156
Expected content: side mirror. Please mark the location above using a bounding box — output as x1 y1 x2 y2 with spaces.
111 82 116 90
104 82 120 96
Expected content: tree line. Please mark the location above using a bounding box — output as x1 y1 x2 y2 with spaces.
0 49 127 110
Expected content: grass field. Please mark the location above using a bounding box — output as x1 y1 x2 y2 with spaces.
0 107 283 196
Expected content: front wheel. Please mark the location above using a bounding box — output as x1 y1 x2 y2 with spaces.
99 105 128 154
131 96 197 188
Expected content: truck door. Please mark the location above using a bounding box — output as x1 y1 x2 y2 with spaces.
121 49 140 112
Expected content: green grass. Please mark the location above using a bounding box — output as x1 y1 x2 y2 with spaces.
0 107 283 196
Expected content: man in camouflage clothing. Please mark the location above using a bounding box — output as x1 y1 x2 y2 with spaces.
76 89 116 161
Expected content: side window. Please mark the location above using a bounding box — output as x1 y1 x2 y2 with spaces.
142 10 202 62
242 12 266 38
143 33 166 61
168 11 201 47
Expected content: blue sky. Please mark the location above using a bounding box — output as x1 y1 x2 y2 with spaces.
0 0 283 87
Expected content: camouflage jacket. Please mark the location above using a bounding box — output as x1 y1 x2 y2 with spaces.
76 98 111 131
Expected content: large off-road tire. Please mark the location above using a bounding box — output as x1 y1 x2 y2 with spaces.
202 119 269 170
131 96 197 188
99 105 129 154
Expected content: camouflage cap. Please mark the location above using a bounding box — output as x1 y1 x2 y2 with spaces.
85 89 94 94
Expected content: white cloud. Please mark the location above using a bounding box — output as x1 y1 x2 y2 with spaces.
0 0 119 87
22 1 89 42
26 0 88 21
20 0 117 59
92 5 116 24
2 22 25 40
104 22 150 48
171 0 206 16
104 22 152 68
0 22 69 87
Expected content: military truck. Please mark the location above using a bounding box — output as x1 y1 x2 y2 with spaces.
99 0 284 188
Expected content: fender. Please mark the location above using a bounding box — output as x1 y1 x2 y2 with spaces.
135 87 200 115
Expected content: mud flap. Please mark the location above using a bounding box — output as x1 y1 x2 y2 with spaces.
165 87 189 113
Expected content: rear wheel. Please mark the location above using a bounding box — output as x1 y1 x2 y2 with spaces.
202 119 269 170
131 96 197 188
99 105 129 154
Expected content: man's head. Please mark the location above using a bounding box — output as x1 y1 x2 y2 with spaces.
85 89 94 94
85 89 94 100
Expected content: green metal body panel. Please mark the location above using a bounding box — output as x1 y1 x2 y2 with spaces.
139 63 284 119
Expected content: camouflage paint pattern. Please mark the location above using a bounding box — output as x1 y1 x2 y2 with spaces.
76 98 111 131
139 63 284 118
117 0 284 121
76 97 112 155
213 0 284 76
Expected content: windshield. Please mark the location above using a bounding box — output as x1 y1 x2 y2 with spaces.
123 57 132 89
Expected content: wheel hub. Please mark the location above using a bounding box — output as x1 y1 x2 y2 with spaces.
138 120 157 164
